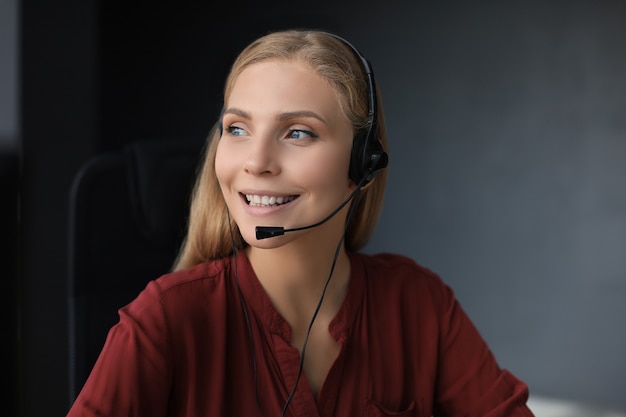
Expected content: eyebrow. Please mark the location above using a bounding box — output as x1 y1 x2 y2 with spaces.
223 107 250 120
223 107 327 124
278 110 327 124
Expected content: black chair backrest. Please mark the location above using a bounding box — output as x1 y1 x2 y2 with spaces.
67 138 203 403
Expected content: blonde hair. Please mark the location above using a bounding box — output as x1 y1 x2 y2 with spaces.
173 29 389 270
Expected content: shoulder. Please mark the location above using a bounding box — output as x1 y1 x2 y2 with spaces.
354 252 442 285
112 257 237 346
152 257 231 293
352 252 454 307
127 257 233 315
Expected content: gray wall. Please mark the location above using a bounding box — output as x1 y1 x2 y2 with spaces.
13 1 626 416
357 1 626 410
0 0 18 144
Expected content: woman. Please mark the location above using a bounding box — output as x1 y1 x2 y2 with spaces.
67 29 534 416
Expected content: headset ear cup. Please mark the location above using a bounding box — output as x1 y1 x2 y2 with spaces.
366 149 389 181
349 133 367 184
349 133 388 186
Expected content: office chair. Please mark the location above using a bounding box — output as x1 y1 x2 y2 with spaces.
67 138 203 403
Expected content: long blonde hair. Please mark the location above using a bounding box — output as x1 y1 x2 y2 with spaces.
173 29 389 270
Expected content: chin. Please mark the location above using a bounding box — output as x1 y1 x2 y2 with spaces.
240 229 272 248
242 229 293 250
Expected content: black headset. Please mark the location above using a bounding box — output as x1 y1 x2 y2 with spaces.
326 33 389 186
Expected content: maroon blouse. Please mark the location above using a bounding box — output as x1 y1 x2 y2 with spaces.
67 251 534 416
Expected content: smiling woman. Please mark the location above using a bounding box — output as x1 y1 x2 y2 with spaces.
66 29 535 417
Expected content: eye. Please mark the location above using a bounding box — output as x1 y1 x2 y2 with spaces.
287 129 318 140
226 125 246 136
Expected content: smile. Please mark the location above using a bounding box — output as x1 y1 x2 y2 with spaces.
244 194 297 207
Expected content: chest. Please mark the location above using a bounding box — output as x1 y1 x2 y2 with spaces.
291 320 342 398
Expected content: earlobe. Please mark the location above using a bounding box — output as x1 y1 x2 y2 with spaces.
359 177 376 190
347 175 374 191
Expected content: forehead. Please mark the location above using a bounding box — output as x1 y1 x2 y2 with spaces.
226 60 340 110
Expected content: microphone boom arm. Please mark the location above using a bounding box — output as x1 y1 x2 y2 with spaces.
255 180 364 240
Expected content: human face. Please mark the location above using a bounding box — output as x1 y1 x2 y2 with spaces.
216 60 355 248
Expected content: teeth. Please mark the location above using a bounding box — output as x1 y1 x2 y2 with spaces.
246 194 295 207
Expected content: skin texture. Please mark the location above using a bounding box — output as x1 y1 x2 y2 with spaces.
215 59 356 395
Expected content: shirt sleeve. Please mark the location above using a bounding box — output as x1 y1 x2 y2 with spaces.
66 281 172 417
433 281 534 417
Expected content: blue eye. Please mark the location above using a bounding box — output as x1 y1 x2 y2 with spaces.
287 129 317 140
226 126 246 136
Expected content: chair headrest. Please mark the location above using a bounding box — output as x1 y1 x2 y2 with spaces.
125 139 203 245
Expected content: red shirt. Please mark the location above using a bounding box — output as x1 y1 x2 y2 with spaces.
67 251 534 416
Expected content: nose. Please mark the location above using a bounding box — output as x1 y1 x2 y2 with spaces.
244 135 280 176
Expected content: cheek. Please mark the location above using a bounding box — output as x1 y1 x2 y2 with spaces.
214 143 232 187
294 147 351 190
322 153 349 182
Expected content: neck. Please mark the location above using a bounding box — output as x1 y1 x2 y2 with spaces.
245 232 351 328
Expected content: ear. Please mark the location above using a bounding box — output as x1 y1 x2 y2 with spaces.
346 175 375 192
359 176 376 190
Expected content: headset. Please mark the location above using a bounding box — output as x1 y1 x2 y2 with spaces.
219 31 389 186
326 32 389 186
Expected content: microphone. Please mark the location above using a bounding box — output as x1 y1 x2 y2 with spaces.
255 149 388 240
255 179 364 240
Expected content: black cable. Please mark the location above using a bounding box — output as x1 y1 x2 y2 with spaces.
230 183 364 416
280 187 362 417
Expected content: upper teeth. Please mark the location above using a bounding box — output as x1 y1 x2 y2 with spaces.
246 194 295 207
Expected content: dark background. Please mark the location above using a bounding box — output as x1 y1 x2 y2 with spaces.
2 1 625 416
